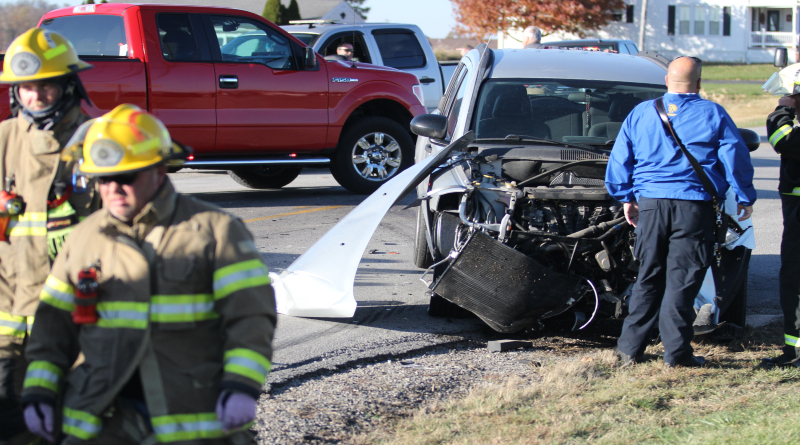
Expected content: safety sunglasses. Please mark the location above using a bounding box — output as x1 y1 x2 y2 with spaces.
338 48 353 52
97 172 139 186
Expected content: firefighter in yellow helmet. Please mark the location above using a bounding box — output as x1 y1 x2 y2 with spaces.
764 64 800 368
0 28 98 442
22 104 277 444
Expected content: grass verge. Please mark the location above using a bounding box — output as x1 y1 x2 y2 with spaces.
359 323 797 445
700 83 776 128
701 64 779 81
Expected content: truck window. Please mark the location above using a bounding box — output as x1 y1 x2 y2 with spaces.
319 33 371 64
210 16 296 70
40 15 128 57
157 14 200 61
372 31 425 69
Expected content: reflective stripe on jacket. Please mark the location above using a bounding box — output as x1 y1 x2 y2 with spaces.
22 179 277 443
0 107 99 317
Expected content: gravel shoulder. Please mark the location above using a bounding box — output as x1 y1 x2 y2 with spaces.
254 332 616 444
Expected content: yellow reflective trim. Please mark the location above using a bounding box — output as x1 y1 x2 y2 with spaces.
130 137 160 155
784 187 800 196
770 124 793 146
43 44 67 60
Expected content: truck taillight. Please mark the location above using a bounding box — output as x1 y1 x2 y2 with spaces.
412 84 424 106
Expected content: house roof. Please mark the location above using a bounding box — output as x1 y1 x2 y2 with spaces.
281 0 345 20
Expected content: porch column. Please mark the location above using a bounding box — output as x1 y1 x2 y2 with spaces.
794 5 798 62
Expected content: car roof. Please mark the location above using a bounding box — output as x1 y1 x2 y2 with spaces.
487 48 665 85
281 22 422 35
543 39 635 46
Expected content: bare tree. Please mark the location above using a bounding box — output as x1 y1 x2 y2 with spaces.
0 0 62 53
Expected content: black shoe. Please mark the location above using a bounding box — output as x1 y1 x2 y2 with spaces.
614 349 641 367
665 356 706 368
761 352 800 369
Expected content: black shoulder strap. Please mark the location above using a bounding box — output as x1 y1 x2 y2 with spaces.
654 97 721 211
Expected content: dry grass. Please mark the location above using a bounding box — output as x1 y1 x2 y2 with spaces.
356 323 800 445
700 85 776 128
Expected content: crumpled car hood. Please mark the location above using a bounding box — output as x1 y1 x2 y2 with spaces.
270 132 475 318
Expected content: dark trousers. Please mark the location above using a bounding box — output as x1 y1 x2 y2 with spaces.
780 194 800 355
617 198 714 365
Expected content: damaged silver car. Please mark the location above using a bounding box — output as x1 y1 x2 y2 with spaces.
270 45 759 335
409 46 759 333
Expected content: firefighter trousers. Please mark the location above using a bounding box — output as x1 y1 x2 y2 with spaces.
780 194 800 356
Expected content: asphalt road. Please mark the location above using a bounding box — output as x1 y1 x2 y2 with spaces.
170 135 783 386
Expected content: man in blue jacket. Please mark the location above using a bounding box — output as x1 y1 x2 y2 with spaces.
605 56 756 367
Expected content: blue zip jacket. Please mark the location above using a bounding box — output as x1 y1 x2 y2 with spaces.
605 93 756 206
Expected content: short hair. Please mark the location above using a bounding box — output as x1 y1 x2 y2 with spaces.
523 26 542 43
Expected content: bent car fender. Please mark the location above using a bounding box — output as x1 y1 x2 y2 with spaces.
271 132 475 318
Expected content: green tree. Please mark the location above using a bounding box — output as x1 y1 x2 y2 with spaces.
345 0 369 20
284 0 301 23
262 0 281 24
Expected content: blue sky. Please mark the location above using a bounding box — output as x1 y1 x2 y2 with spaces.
364 0 456 38
0 0 458 38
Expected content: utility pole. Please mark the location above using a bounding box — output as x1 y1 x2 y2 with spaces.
638 0 649 50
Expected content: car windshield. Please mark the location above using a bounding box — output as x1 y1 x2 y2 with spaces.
290 33 319 46
472 79 666 144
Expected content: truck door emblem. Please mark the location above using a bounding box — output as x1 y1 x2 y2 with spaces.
332 78 358 83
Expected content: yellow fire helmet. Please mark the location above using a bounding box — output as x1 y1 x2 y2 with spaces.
762 63 800 96
63 104 190 176
0 28 92 83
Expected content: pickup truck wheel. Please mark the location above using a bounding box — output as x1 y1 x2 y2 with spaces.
413 206 433 268
331 117 414 194
228 167 302 189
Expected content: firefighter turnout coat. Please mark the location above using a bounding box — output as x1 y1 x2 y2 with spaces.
768 104 800 194
0 106 98 348
21 179 277 443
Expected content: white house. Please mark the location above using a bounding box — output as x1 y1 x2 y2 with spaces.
498 0 799 63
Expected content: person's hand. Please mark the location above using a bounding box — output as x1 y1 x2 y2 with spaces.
737 204 753 221
624 201 639 227
24 402 54 442
779 95 797 108
215 391 256 432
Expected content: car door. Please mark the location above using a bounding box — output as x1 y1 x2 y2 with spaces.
204 14 328 154
141 10 217 154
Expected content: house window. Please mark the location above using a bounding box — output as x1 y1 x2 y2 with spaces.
679 5 691 35
708 6 721 35
612 11 624 21
627 5 635 23
695 6 706 35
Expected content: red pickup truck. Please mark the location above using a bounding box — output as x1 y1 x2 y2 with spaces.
0 3 426 193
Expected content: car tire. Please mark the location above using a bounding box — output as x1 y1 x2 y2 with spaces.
228 167 302 189
413 206 434 269
720 275 747 327
330 117 414 194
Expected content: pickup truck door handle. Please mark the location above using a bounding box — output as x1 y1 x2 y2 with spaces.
419 77 436 84
219 75 238 89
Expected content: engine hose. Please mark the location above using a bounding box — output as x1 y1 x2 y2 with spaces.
567 216 627 239
458 191 502 232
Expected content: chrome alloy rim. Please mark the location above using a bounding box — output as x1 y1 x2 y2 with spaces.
350 132 402 181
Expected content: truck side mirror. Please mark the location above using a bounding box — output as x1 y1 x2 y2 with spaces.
305 47 317 69
738 128 761 152
410 114 448 139
775 48 788 68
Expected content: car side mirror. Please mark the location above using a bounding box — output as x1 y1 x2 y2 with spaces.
304 47 317 69
410 114 448 140
775 48 788 68
738 128 761 152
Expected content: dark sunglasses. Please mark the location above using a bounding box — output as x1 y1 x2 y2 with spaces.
97 172 139 186
339 48 353 52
